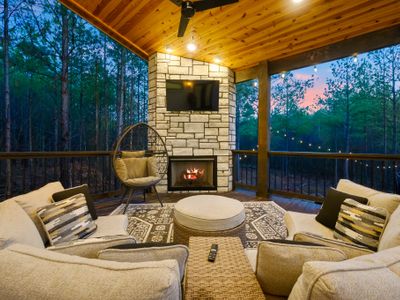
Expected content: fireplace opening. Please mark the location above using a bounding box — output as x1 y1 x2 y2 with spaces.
168 156 217 191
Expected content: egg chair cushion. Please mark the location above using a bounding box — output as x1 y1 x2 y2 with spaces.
121 151 145 158
125 176 161 187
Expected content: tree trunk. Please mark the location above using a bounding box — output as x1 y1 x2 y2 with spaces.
60 7 70 186
3 0 12 197
343 66 350 179
102 36 109 150
95 60 100 150
391 49 397 154
117 48 126 136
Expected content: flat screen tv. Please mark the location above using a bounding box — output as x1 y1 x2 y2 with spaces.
166 80 219 111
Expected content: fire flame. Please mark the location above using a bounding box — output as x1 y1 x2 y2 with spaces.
183 168 205 181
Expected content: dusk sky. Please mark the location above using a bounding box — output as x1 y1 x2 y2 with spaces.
290 53 368 111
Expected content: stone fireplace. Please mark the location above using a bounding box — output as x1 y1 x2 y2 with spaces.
168 156 217 191
148 52 236 193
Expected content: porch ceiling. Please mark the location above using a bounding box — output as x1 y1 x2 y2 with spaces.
59 0 400 70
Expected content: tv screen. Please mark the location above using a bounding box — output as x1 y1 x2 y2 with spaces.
166 80 219 111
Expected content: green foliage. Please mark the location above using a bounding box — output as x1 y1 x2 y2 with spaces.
0 0 148 151
236 45 400 154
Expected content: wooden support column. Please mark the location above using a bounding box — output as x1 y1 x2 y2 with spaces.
256 61 270 198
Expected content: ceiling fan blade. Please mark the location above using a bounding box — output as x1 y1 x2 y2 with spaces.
178 15 190 37
169 0 182 6
193 0 238 12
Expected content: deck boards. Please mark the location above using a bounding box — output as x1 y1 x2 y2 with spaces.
94 189 321 216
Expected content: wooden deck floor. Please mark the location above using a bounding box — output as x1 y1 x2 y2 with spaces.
94 189 321 216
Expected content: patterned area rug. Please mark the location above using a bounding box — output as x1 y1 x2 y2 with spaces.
111 201 287 248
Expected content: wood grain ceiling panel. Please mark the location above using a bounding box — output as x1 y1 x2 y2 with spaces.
59 0 400 70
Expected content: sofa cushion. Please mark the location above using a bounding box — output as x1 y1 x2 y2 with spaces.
98 243 189 281
12 182 64 244
379 203 400 251
91 215 128 238
294 232 373 258
316 187 368 229
0 243 181 300
52 184 97 220
285 211 333 240
0 199 44 249
37 193 97 246
337 179 400 214
256 240 346 297
334 199 388 251
48 236 136 258
289 246 400 300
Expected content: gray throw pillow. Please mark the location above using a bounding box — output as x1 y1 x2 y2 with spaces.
316 187 368 229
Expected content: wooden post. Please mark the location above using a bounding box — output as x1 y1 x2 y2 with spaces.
256 61 270 198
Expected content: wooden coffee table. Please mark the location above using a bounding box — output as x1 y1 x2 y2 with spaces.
185 236 265 299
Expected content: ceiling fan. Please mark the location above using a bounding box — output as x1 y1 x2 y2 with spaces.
169 0 239 37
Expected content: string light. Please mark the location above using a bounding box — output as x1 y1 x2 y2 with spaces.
281 72 286 79
313 65 318 73
353 53 358 63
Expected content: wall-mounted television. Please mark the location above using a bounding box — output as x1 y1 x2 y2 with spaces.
166 80 219 111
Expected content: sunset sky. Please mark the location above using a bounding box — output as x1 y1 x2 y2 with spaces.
288 52 373 112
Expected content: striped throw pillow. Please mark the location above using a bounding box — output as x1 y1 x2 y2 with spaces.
37 193 97 246
334 199 388 251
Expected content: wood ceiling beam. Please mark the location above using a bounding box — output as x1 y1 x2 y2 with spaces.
268 25 400 75
235 66 259 83
59 0 149 60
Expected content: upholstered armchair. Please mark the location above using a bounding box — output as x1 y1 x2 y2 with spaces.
113 151 163 212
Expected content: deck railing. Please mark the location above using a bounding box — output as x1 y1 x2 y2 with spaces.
232 150 400 202
0 151 119 200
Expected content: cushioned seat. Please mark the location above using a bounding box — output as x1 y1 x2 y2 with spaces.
284 211 333 240
125 176 161 187
174 195 245 231
91 215 129 238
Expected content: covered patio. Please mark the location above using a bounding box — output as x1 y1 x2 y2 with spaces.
1 1 400 299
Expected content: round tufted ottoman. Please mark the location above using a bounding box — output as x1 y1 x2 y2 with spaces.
173 195 246 245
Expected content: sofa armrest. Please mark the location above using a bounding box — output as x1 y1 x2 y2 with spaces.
294 232 374 258
98 243 189 282
47 236 136 258
256 240 346 297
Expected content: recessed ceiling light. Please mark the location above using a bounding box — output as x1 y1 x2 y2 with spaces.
186 42 197 52
165 45 173 53
213 56 222 64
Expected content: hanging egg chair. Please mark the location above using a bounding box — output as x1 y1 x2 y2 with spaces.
112 123 168 213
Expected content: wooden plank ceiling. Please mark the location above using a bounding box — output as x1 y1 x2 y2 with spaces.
59 0 400 70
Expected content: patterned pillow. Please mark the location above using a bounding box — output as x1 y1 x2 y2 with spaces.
334 199 388 251
37 193 97 246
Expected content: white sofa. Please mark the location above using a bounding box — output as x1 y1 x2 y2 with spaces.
246 179 400 299
0 182 185 300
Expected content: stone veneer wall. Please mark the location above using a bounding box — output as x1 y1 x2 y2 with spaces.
148 52 236 193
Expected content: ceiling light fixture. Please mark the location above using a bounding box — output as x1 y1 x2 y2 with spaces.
281 72 286 79
353 53 358 63
313 65 318 73
213 56 222 64
187 42 197 52
165 45 173 53
293 0 303 3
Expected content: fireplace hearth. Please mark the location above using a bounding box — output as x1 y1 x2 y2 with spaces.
168 156 217 191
